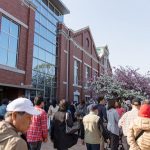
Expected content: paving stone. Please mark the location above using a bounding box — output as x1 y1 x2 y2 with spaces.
41 138 86 150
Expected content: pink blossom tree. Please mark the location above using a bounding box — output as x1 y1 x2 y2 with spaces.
114 66 150 98
88 66 150 100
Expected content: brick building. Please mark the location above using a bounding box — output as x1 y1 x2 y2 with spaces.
57 24 112 103
0 0 36 100
0 0 111 105
0 0 69 103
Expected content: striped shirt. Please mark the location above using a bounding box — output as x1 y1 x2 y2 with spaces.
118 108 139 136
27 106 48 142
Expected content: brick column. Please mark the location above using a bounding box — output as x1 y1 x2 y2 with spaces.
24 6 35 85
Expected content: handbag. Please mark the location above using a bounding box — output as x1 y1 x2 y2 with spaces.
65 112 80 134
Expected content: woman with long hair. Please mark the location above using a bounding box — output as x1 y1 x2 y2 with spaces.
107 99 120 150
51 99 78 150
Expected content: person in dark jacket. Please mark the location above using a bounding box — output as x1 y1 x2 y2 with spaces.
51 99 78 150
97 96 108 150
97 96 107 123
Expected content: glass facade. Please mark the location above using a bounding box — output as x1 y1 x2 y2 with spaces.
0 16 19 68
30 0 64 102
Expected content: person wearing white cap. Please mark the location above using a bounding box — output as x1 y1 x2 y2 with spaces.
0 97 40 150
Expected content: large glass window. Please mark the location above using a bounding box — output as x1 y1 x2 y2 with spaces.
85 66 90 87
85 66 90 79
0 16 19 67
74 60 80 85
31 0 64 101
93 70 98 81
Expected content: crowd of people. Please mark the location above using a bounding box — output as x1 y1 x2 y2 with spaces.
0 95 150 150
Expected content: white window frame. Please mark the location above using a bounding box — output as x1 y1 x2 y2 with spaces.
74 60 78 85
85 66 90 87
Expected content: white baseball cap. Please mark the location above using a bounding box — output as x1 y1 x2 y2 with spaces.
7 97 40 116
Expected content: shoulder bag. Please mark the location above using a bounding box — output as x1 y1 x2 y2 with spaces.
65 112 80 134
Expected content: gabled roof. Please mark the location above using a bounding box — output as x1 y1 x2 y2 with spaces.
96 46 109 58
69 26 99 60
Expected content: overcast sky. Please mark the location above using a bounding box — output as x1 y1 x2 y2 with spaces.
61 0 150 74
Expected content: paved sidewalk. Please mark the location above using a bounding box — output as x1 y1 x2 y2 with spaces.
41 138 86 150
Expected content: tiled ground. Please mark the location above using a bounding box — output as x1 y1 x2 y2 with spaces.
41 138 86 150
41 138 124 150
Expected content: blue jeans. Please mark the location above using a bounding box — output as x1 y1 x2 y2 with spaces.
28 141 42 150
86 143 100 150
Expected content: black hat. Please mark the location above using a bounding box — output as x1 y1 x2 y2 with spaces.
88 104 98 111
132 98 141 106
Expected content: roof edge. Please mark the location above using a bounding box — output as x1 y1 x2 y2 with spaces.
50 0 70 15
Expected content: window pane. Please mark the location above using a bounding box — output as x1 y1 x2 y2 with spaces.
40 25 47 38
35 22 40 34
1 17 10 33
32 70 38 86
41 5 48 16
32 58 38 70
45 75 51 86
37 72 45 85
51 88 56 97
10 22 18 37
46 41 53 53
39 48 46 61
47 31 52 42
51 55 56 65
7 52 16 67
34 34 39 45
0 32 9 49
9 37 18 52
46 52 51 63
35 12 40 22
38 60 45 73
0 48 7 65
45 86 50 97
51 24 56 34
39 37 47 50
52 44 56 55
53 17 57 25
41 16 47 27
50 66 55 76
33 46 39 58
0 16 19 68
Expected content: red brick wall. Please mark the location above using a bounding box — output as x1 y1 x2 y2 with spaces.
0 0 35 86
0 0 29 25
57 24 102 102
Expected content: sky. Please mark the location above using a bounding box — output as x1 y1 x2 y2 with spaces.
61 0 150 75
